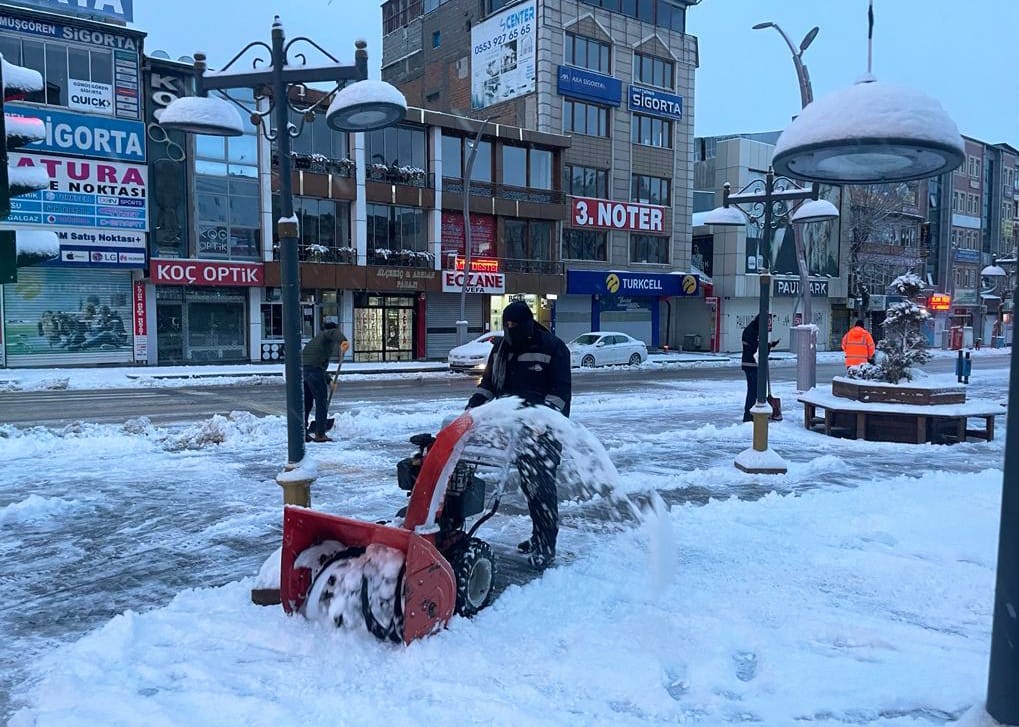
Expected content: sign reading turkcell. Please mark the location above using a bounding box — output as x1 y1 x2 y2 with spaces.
628 85 683 120
4 0 133 23
557 65 621 106
567 270 699 297
8 103 145 162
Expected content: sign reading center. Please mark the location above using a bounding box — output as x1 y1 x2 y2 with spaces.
150 258 264 287
571 196 666 233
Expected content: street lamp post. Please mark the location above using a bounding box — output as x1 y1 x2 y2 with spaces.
753 20 821 392
159 17 406 501
704 170 839 475
456 117 495 347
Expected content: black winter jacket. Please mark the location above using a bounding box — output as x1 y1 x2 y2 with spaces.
467 322 572 417
741 317 777 368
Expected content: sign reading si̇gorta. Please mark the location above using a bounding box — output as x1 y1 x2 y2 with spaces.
7 103 145 162
150 258 265 287
442 269 506 295
628 85 684 120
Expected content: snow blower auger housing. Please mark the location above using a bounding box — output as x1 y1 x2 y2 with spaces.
280 411 503 644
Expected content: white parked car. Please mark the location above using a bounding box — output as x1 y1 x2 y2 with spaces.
568 331 648 368
447 331 502 373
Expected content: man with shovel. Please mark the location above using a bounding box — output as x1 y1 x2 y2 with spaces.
302 319 348 443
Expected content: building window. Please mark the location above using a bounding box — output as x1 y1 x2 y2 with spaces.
366 203 431 267
969 156 981 178
564 99 609 137
566 164 609 198
503 219 554 272
580 0 685 32
288 110 349 163
565 32 611 74
631 174 671 205
432 30 441 47
365 124 428 185
0 33 120 114
630 234 669 264
294 197 352 263
441 133 463 177
631 113 672 148
501 145 553 190
383 0 424 34
633 52 674 89
563 229 607 261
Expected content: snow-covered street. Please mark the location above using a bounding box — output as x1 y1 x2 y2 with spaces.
1 362 1011 725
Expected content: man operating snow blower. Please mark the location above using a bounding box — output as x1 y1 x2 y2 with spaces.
466 301 572 570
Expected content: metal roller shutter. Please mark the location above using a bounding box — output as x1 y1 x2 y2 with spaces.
425 292 483 359
554 294 592 345
4 268 135 367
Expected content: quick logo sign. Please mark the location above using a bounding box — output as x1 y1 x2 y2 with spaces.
7 104 145 162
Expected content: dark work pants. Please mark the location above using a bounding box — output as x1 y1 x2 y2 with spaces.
517 427 562 557
303 365 329 436
743 366 756 422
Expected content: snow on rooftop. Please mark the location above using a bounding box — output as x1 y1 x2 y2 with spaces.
774 78 964 159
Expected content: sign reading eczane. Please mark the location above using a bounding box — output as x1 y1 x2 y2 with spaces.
571 196 666 233
628 85 684 120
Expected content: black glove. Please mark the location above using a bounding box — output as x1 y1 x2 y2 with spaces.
466 393 488 410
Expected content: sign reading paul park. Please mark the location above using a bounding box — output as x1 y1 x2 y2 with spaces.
471 0 535 109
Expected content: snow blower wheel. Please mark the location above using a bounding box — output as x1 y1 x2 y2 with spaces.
450 538 496 617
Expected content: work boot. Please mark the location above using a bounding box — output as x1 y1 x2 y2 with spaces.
311 434 333 443
527 550 555 571
517 537 536 554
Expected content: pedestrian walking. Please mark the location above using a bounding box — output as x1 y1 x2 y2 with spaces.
741 314 779 422
841 319 876 369
466 300 571 570
302 319 348 443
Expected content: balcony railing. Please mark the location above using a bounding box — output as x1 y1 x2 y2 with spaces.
367 248 435 268
270 246 563 275
366 163 431 188
273 152 356 177
441 177 564 204
498 258 562 275
272 244 360 264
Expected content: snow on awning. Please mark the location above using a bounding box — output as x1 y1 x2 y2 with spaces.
692 211 710 227
15 229 59 257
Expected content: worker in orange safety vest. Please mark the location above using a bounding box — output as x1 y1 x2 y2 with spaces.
841 319 876 368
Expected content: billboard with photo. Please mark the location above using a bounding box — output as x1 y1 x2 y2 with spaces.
471 0 536 109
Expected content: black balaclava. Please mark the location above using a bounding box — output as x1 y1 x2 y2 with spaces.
502 301 535 350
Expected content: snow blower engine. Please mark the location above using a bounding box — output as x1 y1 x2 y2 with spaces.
280 411 509 644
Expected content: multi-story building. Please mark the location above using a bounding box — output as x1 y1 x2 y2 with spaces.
0 1 147 368
693 133 850 352
381 0 705 348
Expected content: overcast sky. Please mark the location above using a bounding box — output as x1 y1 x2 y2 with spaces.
134 0 1017 145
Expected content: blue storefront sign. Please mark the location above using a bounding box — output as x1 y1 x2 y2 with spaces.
567 269 700 297
8 103 145 162
953 248 981 264
6 0 133 23
557 65 622 106
627 85 684 120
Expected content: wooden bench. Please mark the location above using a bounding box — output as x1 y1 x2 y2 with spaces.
798 390 1004 444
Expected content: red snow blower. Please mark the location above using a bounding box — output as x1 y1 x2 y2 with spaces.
281 411 506 644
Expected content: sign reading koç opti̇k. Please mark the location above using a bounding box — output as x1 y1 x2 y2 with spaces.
8 103 145 162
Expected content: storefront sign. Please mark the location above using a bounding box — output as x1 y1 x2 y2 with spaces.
132 278 147 360
453 256 500 273
150 258 264 287
54 228 144 268
6 0 134 23
773 278 829 297
567 269 699 297
367 267 437 292
954 288 978 305
628 85 684 120
69 79 114 115
928 293 952 311
953 248 981 264
470 0 535 109
8 153 147 230
441 212 495 257
571 196 666 233
0 13 137 43
556 65 621 106
442 270 506 295
8 104 145 162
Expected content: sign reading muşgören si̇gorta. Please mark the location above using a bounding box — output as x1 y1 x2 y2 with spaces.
471 0 535 110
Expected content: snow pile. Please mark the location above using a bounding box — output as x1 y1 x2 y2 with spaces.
161 411 266 452
0 494 80 526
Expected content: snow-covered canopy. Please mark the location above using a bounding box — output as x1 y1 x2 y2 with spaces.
702 206 746 227
981 265 1006 278
772 77 965 184
158 95 245 137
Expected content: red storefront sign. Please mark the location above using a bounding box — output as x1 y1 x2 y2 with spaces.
132 279 148 362
453 256 500 273
150 258 265 287
571 196 666 233
441 212 496 257
928 293 951 311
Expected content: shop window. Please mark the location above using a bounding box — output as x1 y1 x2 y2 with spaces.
196 175 260 260
630 234 669 264
563 229 607 261
366 203 431 267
